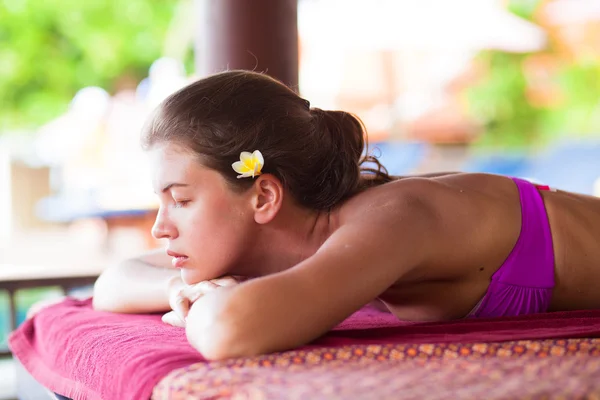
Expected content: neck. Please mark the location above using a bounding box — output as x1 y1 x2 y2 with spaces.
234 201 337 277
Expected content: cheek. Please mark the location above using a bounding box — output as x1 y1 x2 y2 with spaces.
186 194 248 246
181 198 250 283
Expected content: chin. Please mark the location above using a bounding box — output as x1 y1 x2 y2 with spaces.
180 269 205 285
180 267 220 285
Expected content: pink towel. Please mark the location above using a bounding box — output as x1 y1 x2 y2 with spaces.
9 297 600 400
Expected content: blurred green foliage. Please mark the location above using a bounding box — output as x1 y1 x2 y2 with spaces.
0 0 178 132
506 0 542 20
466 0 543 149
466 0 600 149
467 51 547 148
552 61 600 136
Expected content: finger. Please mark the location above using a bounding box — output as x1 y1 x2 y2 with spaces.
211 276 239 287
186 281 218 303
162 311 186 328
171 295 190 321
188 291 204 303
198 280 219 290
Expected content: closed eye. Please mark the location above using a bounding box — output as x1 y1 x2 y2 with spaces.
173 200 190 208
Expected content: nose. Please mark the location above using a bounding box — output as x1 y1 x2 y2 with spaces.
151 208 178 240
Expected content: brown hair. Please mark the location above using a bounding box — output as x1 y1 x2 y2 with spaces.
142 70 393 211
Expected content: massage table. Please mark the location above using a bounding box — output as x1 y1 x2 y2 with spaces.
10 298 600 399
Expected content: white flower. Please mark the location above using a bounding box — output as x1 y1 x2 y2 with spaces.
231 150 264 179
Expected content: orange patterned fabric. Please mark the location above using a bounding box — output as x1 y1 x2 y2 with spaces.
153 339 600 399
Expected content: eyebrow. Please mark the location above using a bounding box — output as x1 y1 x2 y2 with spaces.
158 183 190 193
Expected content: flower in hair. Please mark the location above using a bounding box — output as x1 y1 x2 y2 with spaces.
232 150 264 179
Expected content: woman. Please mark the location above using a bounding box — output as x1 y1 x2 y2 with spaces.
93 70 600 360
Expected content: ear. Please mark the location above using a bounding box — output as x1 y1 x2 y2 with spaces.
251 174 284 224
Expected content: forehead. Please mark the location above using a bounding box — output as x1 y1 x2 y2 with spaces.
148 143 201 185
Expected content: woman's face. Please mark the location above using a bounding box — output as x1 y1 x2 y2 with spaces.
149 143 253 284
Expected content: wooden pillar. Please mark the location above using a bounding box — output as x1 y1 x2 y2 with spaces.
195 0 299 89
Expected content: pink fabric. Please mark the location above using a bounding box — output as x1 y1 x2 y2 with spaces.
9 297 600 400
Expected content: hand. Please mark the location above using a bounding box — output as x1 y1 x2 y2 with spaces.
162 276 241 327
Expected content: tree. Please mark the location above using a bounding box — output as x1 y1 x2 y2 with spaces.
0 0 178 133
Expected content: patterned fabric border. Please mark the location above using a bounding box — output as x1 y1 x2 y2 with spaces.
153 338 600 399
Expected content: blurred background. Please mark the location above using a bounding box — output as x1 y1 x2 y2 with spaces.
1 0 600 396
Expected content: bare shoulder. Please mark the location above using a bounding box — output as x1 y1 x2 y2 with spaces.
320 178 448 276
340 178 439 220
341 173 518 219
335 178 458 263
338 175 463 224
336 173 523 280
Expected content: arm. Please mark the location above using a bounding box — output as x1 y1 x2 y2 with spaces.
93 248 181 313
185 190 439 360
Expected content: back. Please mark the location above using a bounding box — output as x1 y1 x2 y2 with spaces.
538 188 600 311
342 172 600 319
340 173 524 319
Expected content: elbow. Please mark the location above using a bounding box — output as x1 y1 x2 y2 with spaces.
92 271 128 313
186 321 254 361
92 275 118 312
92 295 119 313
185 293 266 361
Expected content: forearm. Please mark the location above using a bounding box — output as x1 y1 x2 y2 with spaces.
93 250 180 313
185 285 267 360
185 274 349 360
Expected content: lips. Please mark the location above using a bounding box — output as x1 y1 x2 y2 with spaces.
167 250 187 258
167 250 189 268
